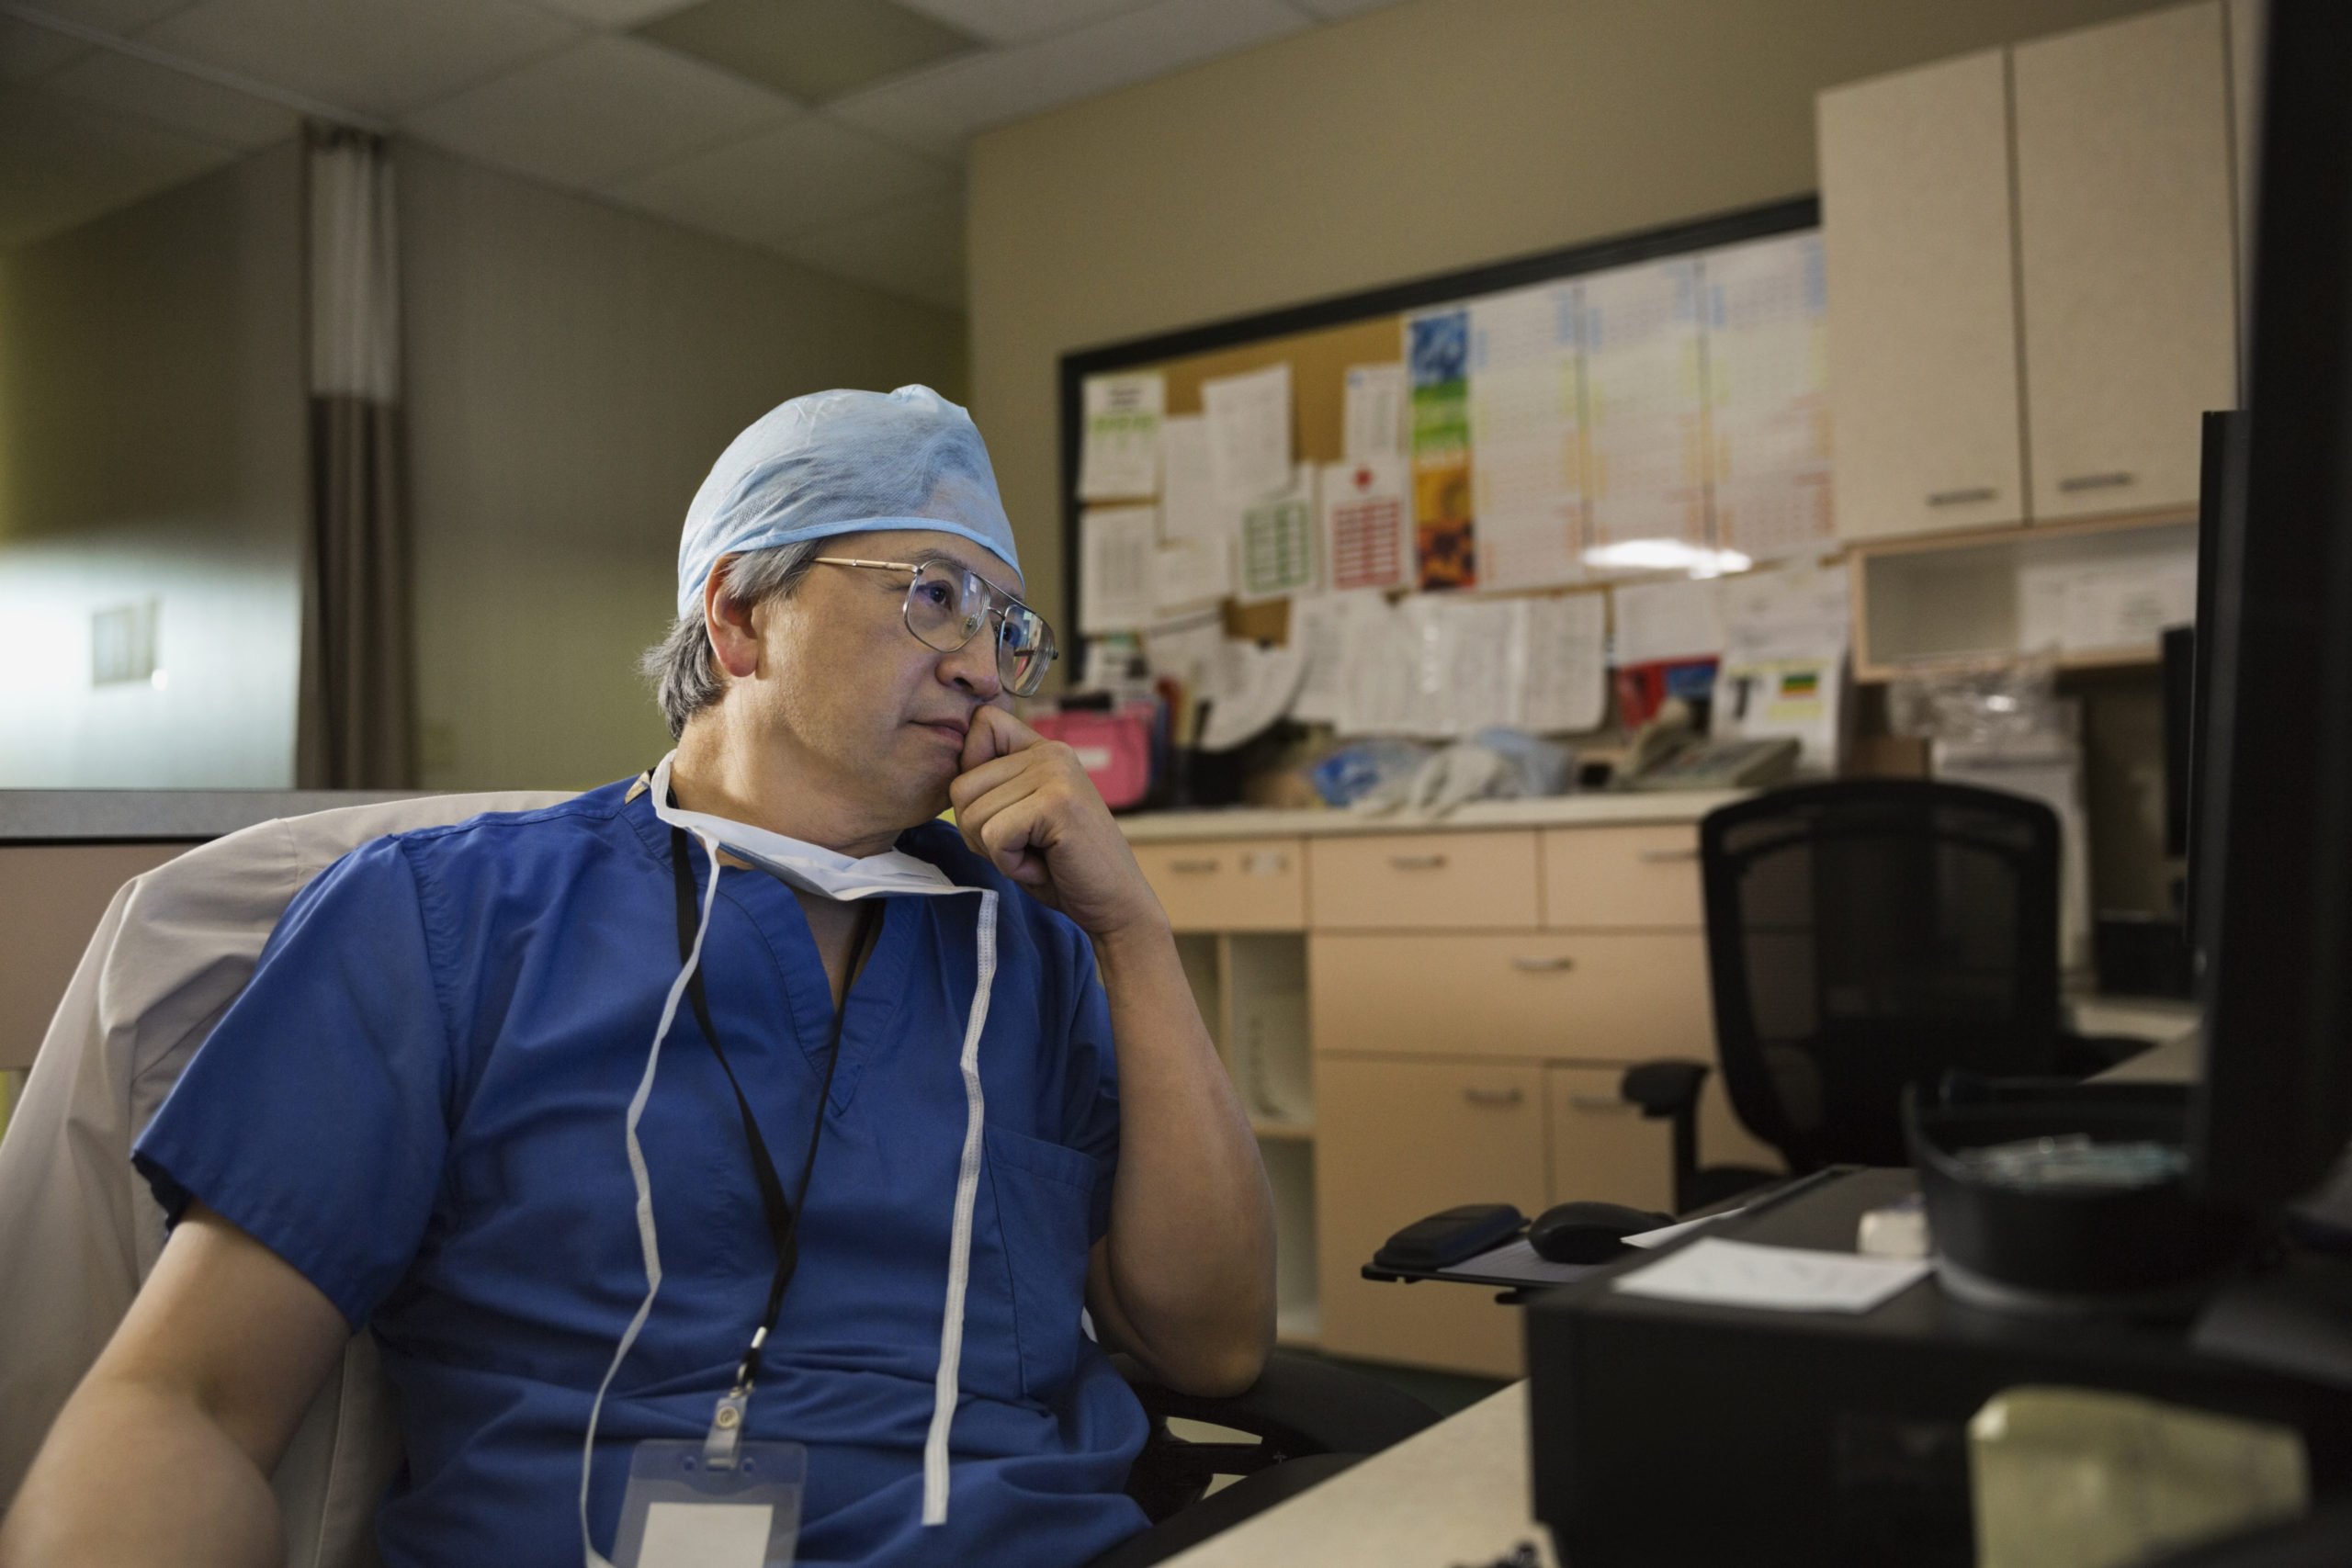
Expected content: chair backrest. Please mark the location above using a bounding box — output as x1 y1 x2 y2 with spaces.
1700 779 2065 1170
0 791 572 1563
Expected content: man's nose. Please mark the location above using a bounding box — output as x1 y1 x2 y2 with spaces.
939 629 1002 697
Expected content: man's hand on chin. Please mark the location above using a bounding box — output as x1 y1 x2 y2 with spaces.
948 706 1166 942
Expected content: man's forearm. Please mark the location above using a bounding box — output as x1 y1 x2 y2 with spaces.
1091 915 1276 1395
0 1376 285 1568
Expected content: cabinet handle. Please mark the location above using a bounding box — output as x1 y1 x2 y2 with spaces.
1167 858 1219 874
1388 852 1448 871
1636 846 1699 863
2057 470 2134 493
1240 852 1288 875
1462 1086 1524 1108
1569 1093 1634 1113
1511 954 1576 972
1927 487 1996 507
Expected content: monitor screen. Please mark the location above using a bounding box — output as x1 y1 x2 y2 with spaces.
2191 0 2352 1208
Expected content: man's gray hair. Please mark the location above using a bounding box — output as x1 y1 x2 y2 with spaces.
641 542 822 738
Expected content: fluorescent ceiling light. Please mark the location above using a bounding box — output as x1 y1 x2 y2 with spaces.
1581 539 1754 578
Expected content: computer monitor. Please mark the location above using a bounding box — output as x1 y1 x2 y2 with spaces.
2189 0 2352 1210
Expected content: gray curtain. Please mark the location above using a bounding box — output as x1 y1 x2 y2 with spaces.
298 124 413 788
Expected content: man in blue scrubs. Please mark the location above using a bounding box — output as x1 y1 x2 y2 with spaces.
1 387 1276 1567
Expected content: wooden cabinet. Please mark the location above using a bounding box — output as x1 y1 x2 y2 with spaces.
1310 931 1714 1063
2014 2 2238 522
1306 831 1540 930
1314 1055 1547 1379
1820 2 2244 543
1544 1065 1674 1213
1133 837 1304 931
1541 825 1703 928
1819 49 2026 540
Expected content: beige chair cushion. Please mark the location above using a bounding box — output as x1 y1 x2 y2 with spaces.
0 792 574 1564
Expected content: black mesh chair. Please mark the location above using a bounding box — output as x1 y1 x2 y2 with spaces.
1631 780 2148 1211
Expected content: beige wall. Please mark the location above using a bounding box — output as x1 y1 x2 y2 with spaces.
968 0 2176 633
398 144 971 792
0 143 307 787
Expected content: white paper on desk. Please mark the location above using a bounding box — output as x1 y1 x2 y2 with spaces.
1612 576 1724 664
1152 536 1232 615
1077 372 1163 502
1079 505 1156 634
1344 361 1407 461
1611 1237 1929 1313
1718 560 1849 664
1320 457 1409 592
1469 283 1586 592
1519 591 1609 733
1238 462 1318 603
1203 362 1294 503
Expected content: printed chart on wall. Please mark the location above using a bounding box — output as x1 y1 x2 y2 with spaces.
1704 231 1834 559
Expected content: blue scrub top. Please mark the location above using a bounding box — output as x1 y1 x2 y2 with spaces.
133 780 1151 1567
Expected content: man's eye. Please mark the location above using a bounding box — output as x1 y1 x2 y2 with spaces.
917 581 953 606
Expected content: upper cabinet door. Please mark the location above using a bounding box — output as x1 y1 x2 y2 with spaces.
2013 2 2238 523
1820 50 2026 541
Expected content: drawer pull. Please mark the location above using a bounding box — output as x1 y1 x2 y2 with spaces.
1462 1086 1524 1108
1927 486 1996 507
1568 1093 1634 1113
1636 846 1699 863
2057 470 2134 493
1511 954 1576 972
1388 852 1449 871
1240 852 1288 875
1167 858 1220 874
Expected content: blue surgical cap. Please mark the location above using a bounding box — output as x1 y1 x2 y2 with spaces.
675 385 1019 619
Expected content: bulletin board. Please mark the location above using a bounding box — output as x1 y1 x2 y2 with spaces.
1056 195 1821 642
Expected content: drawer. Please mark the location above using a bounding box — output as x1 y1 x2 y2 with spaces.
1315 1055 1547 1378
1542 825 1704 929
1310 931 1713 1062
1545 1064 1674 1213
1133 839 1304 931
1307 831 1539 930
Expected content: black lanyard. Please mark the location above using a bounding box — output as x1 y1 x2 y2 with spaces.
669 820 880 1393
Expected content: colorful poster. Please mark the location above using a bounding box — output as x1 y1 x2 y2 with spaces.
1407 308 1475 589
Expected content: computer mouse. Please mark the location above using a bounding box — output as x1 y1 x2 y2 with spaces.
1526 1201 1676 1264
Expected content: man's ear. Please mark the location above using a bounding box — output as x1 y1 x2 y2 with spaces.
704 562 763 680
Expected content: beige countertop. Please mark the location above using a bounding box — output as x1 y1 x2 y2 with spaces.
1116 790 1750 842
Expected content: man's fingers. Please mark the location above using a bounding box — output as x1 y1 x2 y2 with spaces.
958 704 1039 773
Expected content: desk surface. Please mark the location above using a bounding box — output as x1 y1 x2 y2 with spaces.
1162 1382 1555 1568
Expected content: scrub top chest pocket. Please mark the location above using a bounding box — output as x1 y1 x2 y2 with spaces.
982 1124 1106 1404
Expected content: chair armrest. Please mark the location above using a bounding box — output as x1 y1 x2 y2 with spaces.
1620 1059 1710 1118
1113 1348 1438 1459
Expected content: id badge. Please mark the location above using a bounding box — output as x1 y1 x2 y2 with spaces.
613 1439 806 1568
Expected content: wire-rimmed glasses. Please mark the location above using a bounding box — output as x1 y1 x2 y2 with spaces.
814 557 1059 697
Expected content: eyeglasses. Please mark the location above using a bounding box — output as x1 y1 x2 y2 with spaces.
814 557 1059 697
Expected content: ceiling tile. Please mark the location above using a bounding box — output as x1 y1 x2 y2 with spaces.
608 114 953 246
34 0 203 32
142 0 582 118
1 16 92 82
782 189 964 310
888 0 1151 48
635 0 978 105
401 35 796 189
46 47 302 148
0 86 232 250
1284 0 1400 17
523 0 700 25
829 0 1308 161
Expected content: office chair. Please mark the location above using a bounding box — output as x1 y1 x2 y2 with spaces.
1621 780 2148 1212
0 794 1430 1566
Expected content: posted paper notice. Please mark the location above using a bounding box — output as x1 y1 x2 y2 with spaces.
1077 372 1163 502
1202 363 1294 503
1080 505 1156 634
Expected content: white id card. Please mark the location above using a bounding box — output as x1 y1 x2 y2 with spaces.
614 1440 806 1568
